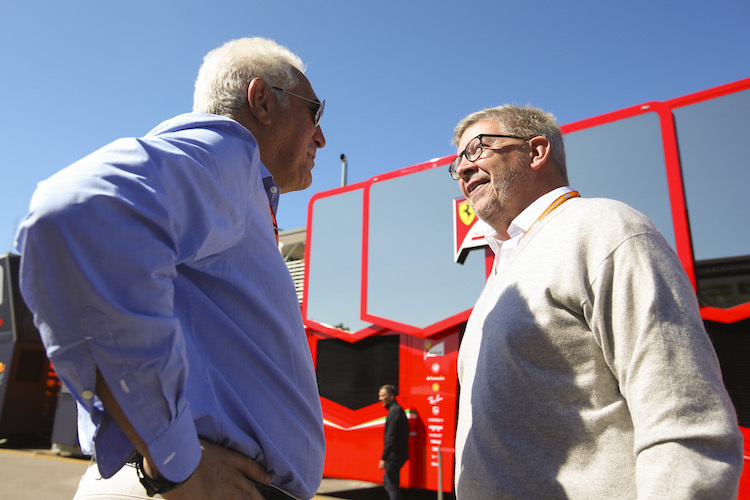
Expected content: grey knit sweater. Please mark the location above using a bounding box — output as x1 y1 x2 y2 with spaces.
455 197 742 499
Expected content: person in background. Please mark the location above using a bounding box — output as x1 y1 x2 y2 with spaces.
449 104 743 499
378 384 409 500
15 37 327 500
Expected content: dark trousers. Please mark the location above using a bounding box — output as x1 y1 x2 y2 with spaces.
383 459 405 500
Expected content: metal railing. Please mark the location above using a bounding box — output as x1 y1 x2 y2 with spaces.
436 446 455 500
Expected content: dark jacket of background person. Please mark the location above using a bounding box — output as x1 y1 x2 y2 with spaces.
382 400 409 465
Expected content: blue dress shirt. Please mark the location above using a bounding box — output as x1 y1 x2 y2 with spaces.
15 113 324 499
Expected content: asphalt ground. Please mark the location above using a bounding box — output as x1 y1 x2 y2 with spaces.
0 448 450 500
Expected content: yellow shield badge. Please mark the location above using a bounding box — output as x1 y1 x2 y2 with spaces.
458 201 475 226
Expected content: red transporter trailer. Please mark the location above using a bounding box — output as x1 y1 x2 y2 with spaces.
302 78 750 496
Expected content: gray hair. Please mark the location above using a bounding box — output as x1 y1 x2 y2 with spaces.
193 37 306 117
452 105 568 179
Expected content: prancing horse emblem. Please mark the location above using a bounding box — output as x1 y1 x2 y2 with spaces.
459 201 475 226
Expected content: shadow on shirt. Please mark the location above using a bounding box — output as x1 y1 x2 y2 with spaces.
458 284 587 498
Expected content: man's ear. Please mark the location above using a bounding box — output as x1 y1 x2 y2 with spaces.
247 78 273 125
528 136 551 171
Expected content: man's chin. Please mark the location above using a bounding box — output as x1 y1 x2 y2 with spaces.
281 176 312 193
472 201 501 230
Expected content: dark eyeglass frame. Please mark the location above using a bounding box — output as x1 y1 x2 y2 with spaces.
449 133 528 180
270 86 325 127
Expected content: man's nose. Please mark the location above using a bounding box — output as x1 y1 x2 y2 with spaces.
456 157 477 179
314 126 326 148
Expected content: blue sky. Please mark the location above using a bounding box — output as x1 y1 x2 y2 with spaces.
1 0 748 251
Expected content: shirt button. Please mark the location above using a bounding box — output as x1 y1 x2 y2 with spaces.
82 390 94 400
270 186 278 194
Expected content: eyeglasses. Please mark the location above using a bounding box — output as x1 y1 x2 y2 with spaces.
449 133 527 180
271 86 325 127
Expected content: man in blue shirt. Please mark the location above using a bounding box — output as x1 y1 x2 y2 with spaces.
15 37 326 500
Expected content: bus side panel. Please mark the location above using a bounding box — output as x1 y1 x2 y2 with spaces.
311 329 459 491
401 330 459 492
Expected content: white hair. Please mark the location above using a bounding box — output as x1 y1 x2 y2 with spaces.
193 37 306 117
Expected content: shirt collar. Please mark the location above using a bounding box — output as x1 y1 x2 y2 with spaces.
509 186 575 236
261 166 281 214
484 186 575 251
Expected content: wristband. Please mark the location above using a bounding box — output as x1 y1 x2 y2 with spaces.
134 453 192 497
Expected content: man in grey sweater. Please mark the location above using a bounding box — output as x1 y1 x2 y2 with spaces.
449 105 743 498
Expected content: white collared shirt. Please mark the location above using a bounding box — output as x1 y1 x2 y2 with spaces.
486 186 576 273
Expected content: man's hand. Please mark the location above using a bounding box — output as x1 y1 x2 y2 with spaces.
161 440 271 500
378 459 385 470
95 372 271 499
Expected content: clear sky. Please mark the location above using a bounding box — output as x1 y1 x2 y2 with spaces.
2 0 748 252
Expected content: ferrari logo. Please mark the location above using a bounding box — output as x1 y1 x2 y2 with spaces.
458 201 475 226
453 196 489 263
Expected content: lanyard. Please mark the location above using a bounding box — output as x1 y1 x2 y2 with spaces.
493 191 580 274
270 204 279 245
523 190 580 239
